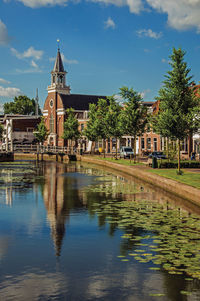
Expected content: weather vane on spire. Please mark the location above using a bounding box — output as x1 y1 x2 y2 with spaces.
57 39 60 50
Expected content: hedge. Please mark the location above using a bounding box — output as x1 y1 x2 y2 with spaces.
158 160 200 169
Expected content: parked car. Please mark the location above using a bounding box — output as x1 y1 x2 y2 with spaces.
148 151 167 159
120 147 134 158
148 151 167 166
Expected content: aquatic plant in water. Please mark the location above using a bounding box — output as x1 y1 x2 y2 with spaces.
91 198 200 282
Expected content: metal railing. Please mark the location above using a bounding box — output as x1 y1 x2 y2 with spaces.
12 144 79 155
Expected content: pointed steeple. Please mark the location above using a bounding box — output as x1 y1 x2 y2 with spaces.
53 48 65 73
48 41 71 95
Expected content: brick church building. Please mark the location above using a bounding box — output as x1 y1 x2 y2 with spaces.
43 47 104 148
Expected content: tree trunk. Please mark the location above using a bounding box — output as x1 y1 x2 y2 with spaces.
177 139 181 174
115 138 118 160
103 139 106 158
166 137 169 162
41 143 43 161
133 136 136 164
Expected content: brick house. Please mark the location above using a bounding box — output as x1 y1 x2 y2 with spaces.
43 47 105 149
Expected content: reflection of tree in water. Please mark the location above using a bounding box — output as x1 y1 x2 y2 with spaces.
39 162 200 299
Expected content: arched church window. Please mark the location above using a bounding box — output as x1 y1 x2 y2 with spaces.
50 114 54 133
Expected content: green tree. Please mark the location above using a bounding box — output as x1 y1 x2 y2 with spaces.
62 108 80 153
4 95 41 115
105 97 123 159
83 103 99 146
153 48 200 173
0 124 3 141
84 99 108 155
120 86 148 163
94 98 109 157
34 118 48 145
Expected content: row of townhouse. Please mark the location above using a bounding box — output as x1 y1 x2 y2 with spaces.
1 47 199 157
42 47 199 157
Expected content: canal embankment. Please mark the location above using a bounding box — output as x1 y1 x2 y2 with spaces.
80 156 200 207
12 152 200 207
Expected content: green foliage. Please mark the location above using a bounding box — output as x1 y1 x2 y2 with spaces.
83 99 109 142
153 48 200 140
153 48 200 172
105 96 123 139
62 108 80 141
4 95 41 115
158 160 200 169
120 86 148 162
34 118 48 144
0 124 3 140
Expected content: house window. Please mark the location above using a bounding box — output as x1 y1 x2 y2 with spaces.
147 138 151 150
50 114 54 133
141 138 145 149
153 138 157 151
81 124 84 132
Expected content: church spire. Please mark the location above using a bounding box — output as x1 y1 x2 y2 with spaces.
48 41 71 95
53 48 65 73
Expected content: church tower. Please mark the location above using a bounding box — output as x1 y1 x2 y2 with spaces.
48 47 70 95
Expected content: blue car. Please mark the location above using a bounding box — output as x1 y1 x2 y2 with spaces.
148 152 167 159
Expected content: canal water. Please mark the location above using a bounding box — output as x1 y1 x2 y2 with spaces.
0 161 200 301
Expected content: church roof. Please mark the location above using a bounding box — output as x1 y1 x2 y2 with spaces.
53 49 65 73
60 94 155 111
60 94 106 110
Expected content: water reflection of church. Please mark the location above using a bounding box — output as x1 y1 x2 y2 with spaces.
43 163 69 257
42 162 85 256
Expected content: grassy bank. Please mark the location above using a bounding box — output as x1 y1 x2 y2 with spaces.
85 156 200 190
94 156 143 166
148 169 200 189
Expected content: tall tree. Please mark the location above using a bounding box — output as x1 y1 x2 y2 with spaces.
120 86 148 163
153 47 200 173
105 97 123 159
0 124 3 141
83 103 99 152
62 108 80 153
4 95 41 115
95 98 109 156
84 99 108 155
34 118 48 145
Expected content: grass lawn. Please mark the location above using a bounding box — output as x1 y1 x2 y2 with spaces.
148 169 200 189
94 156 143 166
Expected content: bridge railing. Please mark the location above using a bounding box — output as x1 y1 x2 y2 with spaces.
13 144 79 155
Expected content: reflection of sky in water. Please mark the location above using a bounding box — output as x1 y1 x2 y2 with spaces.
0 162 200 300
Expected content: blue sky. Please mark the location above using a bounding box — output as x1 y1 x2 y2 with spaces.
0 0 200 111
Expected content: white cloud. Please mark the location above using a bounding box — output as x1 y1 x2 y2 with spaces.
15 68 42 74
140 89 151 98
137 28 162 39
0 103 4 113
14 0 69 8
0 78 11 85
5 0 200 33
89 0 143 14
31 60 39 68
104 17 116 29
11 46 43 60
0 19 10 45
0 86 22 97
146 0 200 33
